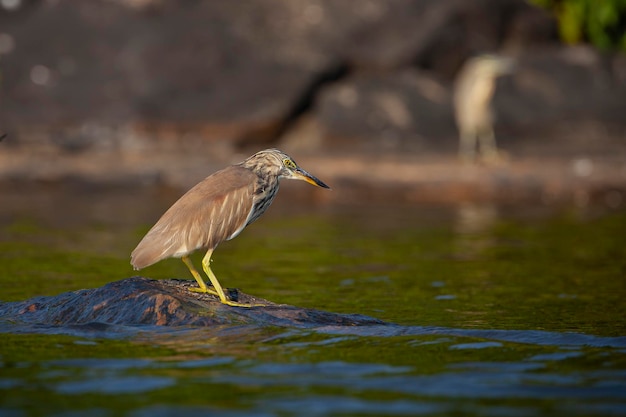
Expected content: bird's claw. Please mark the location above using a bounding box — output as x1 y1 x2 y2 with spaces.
188 286 266 307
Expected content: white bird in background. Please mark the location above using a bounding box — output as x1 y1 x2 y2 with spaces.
453 54 514 164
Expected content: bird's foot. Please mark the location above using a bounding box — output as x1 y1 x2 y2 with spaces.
188 286 221 297
220 288 268 307
189 286 267 307
219 299 268 308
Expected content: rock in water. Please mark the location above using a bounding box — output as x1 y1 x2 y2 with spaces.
0 277 384 331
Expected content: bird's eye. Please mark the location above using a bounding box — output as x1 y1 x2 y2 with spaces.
283 158 296 169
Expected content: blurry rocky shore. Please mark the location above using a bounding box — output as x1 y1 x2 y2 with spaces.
1 0 625 206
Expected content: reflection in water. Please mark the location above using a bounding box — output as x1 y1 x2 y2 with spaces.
453 202 498 259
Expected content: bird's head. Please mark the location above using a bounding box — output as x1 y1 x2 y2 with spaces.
243 149 330 189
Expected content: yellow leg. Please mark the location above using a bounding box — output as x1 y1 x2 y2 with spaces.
181 255 219 297
200 249 266 308
200 249 229 303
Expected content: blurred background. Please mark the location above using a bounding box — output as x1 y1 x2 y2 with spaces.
1 0 625 205
2 3 626 416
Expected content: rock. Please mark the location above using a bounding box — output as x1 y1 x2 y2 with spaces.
0 0 624 189
342 0 558 77
492 46 626 154
0 277 385 330
0 0 342 149
0 0 557 153
311 69 455 153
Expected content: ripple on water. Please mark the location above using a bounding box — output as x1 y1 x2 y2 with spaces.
54 376 175 395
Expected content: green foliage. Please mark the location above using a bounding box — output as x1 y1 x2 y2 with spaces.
532 0 626 51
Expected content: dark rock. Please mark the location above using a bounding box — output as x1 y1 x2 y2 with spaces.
0 277 384 329
0 0 558 152
0 0 342 148
342 0 558 77
311 69 455 153
492 46 626 152
0 0 624 189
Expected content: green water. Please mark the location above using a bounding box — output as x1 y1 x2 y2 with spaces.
1 183 625 416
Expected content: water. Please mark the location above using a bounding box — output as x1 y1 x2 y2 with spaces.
1 182 626 416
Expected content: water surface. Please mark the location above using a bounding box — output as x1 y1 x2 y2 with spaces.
1 182 625 416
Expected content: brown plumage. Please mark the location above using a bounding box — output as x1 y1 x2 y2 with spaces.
131 149 330 307
131 166 256 269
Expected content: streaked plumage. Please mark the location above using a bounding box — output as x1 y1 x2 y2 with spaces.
131 149 330 307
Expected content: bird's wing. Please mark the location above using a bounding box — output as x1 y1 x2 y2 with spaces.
131 166 257 269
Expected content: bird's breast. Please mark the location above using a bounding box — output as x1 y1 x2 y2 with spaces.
247 181 279 227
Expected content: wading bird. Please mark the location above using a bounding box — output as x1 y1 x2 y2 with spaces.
131 149 330 307
453 54 513 163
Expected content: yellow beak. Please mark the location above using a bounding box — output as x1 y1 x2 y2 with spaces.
294 167 331 189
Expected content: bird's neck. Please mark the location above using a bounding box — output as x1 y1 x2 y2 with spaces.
246 174 280 226
253 171 279 196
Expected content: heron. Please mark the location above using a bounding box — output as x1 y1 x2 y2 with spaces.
453 54 513 163
131 149 330 307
